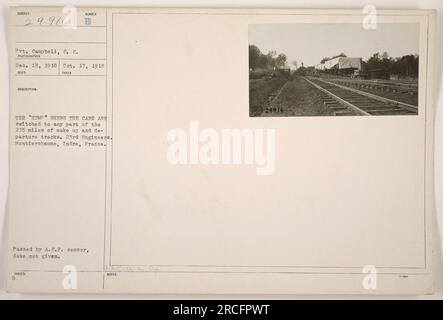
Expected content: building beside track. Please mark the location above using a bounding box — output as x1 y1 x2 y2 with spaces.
315 57 362 74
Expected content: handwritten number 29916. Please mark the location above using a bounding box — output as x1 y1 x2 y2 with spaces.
24 16 66 26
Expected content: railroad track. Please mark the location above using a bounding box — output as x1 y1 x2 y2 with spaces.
324 76 418 89
329 78 418 94
302 77 418 116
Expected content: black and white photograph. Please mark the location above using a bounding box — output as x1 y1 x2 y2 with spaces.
249 23 420 117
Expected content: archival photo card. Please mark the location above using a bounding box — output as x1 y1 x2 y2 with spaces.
7 7 436 295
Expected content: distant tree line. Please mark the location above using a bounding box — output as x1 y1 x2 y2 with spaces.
320 51 418 77
363 52 419 77
249 45 287 70
250 45 419 78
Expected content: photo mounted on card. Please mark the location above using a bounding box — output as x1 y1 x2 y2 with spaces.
7 7 436 294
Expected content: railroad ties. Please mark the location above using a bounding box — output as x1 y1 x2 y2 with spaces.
302 76 418 116
316 92 356 116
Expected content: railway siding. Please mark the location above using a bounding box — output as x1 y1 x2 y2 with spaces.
327 78 418 106
302 76 418 116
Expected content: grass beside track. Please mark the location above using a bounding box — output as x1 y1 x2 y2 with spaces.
249 76 335 117
249 75 288 116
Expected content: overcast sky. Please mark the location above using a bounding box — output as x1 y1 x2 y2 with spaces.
249 23 419 68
